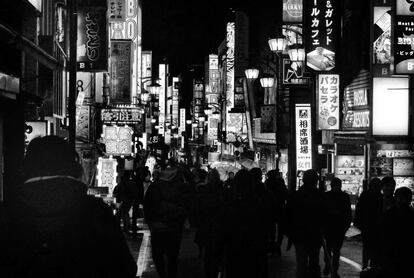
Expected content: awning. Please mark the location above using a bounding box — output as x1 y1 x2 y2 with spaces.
0 23 63 71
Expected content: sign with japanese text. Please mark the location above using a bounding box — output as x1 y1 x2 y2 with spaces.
234 77 245 109
283 58 307 85
141 51 152 92
394 0 414 74
226 22 235 110
101 107 141 124
373 5 392 76
172 77 180 127
317 74 339 130
283 0 303 23
296 104 312 171
96 157 118 196
109 0 126 22
342 88 370 130
179 108 186 133
208 116 219 141
102 125 134 156
158 64 167 135
110 40 132 103
305 0 338 72
77 4 108 71
193 79 204 118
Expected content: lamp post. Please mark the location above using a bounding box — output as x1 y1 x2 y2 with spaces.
244 68 259 150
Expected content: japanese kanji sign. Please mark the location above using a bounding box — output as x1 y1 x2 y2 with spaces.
102 125 134 156
96 157 118 196
372 3 392 76
296 104 312 171
305 0 339 71
109 0 126 22
317 74 339 130
110 40 132 104
101 107 141 124
394 0 414 74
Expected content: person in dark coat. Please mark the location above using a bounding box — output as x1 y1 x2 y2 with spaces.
265 170 288 256
215 169 269 278
0 136 136 277
143 167 193 278
380 186 414 277
322 178 352 278
354 177 382 269
286 169 325 278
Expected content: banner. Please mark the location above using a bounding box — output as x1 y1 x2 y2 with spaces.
110 40 132 103
317 74 339 130
395 0 414 74
283 0 303 23
77 5 108 71
304 0 339 72
373 5 392 76
295 104 312 171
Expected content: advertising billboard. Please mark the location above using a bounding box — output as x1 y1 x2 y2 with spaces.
110 40 132 103
283 0 303 23
373 5 392 76
395 0 414 74
373 77 409 136
304 0 339 72
317 74 339 130
295 104 312 171
77 4 108 71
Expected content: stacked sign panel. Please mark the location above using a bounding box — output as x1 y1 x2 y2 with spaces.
317 74 339 130
296 104 312 171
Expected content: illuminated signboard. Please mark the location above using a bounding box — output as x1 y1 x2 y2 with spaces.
342 88 370 130
110 40 132 103
283 58 307 85
373 3 392 76
296 104 312 171
142 51 152 92
77 3 108 71
226 113 244 143
208 116 219 141
110 0 140 99
109 0 126 22
317 74 339 130
283 0 303 22
179 108 186 133
158 64 167 135
172 77 180 128
102 125 135 156
373 77 409 136
394 0 414 74
226 22 235 110
253 118 276 144
305 0 339 72
101 107 141 124
96 157 118 196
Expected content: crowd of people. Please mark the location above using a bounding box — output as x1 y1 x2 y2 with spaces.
0 135 414 278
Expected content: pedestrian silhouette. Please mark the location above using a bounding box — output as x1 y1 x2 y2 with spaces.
0 135 136 277
286 169 325 278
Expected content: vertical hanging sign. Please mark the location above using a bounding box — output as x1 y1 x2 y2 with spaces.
394 0 414 74
109 0 126 22
158 64 166 136
110 40 132 104
226 22 235 110
296 104 312 171
317 74 339 130
77 3 108 71
305 0 338 72
372 0 392 76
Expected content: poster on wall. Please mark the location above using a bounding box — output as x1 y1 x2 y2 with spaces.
77 3 108 71
373 5 392 76
295 104 312 171
317 74 339 130
394 0 414 74
304 0 339 72
110 40 132 103
283 0 303 23
373 77 409 136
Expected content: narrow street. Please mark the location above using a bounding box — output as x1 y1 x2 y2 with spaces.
126 221 362 278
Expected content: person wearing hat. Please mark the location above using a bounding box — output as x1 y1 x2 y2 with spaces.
0 136 136 277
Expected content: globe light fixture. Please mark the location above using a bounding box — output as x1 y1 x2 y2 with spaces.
186 120 192 125
245 68 259 80
148 80 161 95
268 37 286 52
260 77 275 88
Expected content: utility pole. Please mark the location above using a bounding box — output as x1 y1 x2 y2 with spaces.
68 0 77 149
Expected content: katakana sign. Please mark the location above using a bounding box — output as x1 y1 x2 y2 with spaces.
101 108 141 124
394 0 414 74
317 74 339 130
305 0 339 72
296 104 312 171
109 0 126 22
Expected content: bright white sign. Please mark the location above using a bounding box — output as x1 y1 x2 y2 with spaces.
96 157 118 196
102 125 134 156
179 108 186 133
317 74 340 130
158 64 167 135
373 77 409 136
296 104 312 171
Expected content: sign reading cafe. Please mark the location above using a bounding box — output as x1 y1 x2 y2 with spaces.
305 0 338 72
317 74 339 130
296 104 312 171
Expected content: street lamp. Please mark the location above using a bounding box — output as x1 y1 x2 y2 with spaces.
268 37 286 53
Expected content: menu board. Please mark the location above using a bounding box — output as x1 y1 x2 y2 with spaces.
393 158 414 176
335 155 365 200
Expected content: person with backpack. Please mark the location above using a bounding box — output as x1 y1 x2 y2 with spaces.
0 136 136 277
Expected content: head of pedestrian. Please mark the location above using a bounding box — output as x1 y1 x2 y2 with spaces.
233 169 253 198
369 177 381 193
394 186 412 210
302 169 319 190
330 177 342 192
381 176 396 198
22 135 82 182
228 171 235 180
250 167 263 183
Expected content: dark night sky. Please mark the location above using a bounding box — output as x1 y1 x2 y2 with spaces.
142 0 250 76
